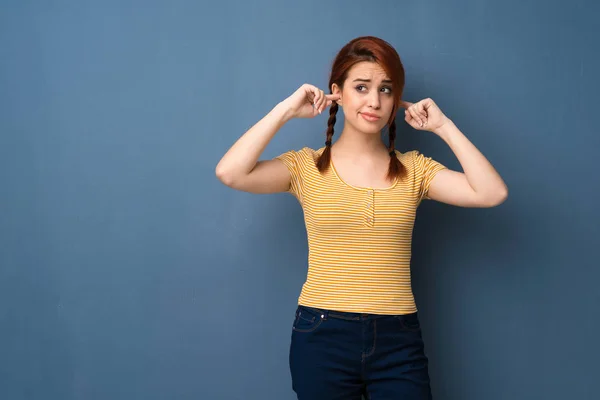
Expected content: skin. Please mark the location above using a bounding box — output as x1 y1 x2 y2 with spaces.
215 61 508 207
329 61 399 189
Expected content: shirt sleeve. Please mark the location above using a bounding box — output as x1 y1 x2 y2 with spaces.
413 150 447 202
274 149 304 201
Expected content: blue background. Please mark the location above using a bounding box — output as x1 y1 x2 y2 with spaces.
1 0 598 399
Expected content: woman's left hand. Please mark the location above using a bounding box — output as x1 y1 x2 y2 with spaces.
400 98 450 134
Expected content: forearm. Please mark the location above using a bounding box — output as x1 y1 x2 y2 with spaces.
216 101 293 179
435 119 508 199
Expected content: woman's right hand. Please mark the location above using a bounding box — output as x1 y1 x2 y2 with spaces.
282 84 341 119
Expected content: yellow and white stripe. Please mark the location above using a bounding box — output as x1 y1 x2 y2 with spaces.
276 147 446 315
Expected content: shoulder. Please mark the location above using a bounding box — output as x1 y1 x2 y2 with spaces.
394 149 415 160
394 149 419 168
395 149 440 167
274 147 324 177
277 146 323 163
298 146 323 159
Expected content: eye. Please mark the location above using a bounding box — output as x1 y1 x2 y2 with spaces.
381 86 392 94
355 84 367 92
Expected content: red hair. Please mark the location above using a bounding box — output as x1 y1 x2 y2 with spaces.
316 36 407 180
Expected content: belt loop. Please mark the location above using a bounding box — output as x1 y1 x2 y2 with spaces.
321 309 329 320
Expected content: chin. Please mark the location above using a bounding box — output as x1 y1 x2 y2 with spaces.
360 120 385 134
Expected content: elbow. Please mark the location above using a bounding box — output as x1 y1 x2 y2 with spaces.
500 186 509 203
215 163 235 187
483 186 508 207
215 163 250 190
496 184 509 205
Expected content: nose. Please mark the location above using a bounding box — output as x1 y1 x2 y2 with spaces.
367 90 381 109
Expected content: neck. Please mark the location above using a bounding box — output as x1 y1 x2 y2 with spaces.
332 124 387 157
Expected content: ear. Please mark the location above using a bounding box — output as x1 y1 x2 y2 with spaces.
331 83 342 105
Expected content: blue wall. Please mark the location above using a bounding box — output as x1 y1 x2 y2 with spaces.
1 1 598 399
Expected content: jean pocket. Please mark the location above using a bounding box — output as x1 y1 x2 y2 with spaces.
394 313 421 332
293 307 324 333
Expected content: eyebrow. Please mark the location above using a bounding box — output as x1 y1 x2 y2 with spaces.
353 78 393 84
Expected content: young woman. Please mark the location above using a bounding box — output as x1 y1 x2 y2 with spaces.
216 36 508 400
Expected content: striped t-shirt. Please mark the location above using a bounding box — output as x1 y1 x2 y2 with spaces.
275 147 447 315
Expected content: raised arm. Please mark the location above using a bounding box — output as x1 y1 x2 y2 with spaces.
215 84 338 194
402 98 508 208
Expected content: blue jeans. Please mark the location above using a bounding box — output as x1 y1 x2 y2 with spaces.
289 305 432 400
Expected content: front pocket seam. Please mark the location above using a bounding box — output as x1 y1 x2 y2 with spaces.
293 315 323 333
297 311 316 324
394 315 421 331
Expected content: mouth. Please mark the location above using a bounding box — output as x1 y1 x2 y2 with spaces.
360 112 381 122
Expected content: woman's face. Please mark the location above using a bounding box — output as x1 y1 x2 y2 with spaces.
332 61 395 135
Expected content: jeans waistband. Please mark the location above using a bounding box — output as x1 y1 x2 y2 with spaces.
298 305 416 321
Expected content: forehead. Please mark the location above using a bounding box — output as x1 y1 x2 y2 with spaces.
346 61 390 81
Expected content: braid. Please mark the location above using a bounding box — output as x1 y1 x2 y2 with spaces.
388 118 397 154
316 103 338 172
387 118 406 181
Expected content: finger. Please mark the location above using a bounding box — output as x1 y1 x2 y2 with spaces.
399 100 413 109
318 90 326 113
326 93 341 101
312 88 320 106
311 93 322 116
405 111 418 129
409 106 423 127
314 90 322 114
416 102 427 118
414 105 426 126
415 103 427 124
308 86 319 105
